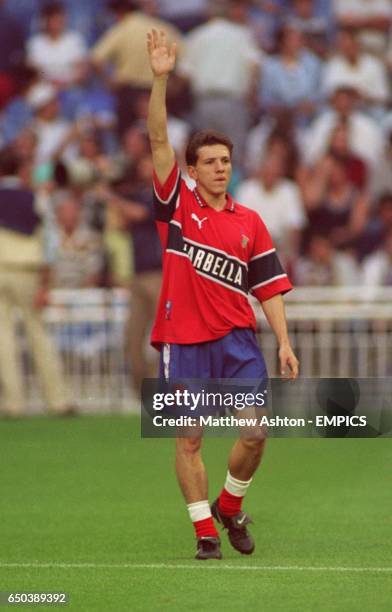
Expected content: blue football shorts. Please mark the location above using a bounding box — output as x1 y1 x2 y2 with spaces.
156 328 268 420
159 327 267 380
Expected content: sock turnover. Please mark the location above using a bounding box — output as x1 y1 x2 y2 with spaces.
187 500 218 539
218 471 252 516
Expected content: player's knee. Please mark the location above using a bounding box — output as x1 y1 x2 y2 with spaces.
176 436 203 456
240 435 266 456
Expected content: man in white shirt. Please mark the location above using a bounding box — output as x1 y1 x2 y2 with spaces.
27 2 87 87
235 151 306 262
333 0 391 54
322 28 389 116
178 0 262 168
302 85 384 171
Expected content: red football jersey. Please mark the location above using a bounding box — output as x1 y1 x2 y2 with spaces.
151 162 292 348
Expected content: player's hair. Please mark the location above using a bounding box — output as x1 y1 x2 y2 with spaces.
185 130 233 166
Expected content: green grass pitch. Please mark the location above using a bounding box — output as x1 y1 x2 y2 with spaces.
1 415 391 611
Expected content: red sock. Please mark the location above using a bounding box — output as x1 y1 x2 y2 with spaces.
193 516 218 539
218 487 243 516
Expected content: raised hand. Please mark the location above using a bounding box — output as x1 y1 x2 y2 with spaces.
147 29 177 77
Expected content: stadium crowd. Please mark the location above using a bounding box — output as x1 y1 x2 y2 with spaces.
1 0 392 285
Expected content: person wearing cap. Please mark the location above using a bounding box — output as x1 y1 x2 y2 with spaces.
27 81 78 164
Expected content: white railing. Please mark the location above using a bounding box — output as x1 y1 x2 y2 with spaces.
22 289 131 413
256 287 392 378
15 287 392 412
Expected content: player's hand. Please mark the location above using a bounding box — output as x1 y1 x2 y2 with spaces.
278 343 299 380
147 29 177 77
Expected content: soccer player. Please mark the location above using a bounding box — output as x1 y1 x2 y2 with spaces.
146 30 299 560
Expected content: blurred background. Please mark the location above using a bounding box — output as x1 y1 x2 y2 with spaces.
0 0 391 415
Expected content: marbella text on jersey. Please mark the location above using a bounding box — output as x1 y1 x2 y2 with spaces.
167 219 248 295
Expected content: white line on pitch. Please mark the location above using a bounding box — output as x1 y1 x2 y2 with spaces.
0 563 391 573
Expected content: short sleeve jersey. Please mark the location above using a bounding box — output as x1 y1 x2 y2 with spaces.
151 162 292 348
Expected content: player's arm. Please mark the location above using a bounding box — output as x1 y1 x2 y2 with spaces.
261 295 299 380
248 212 299 379
146 29 176 184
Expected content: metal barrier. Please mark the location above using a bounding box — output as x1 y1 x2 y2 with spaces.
16 287 392 412
257 287 392 378
22 289 132 412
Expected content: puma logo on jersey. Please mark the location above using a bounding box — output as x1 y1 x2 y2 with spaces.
191 213 208 229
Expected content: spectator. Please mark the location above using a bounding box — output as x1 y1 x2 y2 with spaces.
0 149 73 416
248 0 286 53
3 0 109 44
178 0 262 169
91 0 182 133
58 76 117 154
322 121 368 189
114 125 150 183
357 192 392 259
130 90 191 156
262 127 300 181
285 0 331 56
114 153 162 394
13 128 38 170
293 232 359 285
53 0 110 46
259 23 322 126
333 0 391 55
27 82 78 164
362 227 392 286
49 192 106 288
301 153 369 251
27 2 88 88
244 112 303 177
235 150 307 262
302 85 385 171
12 128 40 188
67 129 124 233
322 28 389 117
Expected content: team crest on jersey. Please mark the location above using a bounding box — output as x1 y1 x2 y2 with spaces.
241 234 249 248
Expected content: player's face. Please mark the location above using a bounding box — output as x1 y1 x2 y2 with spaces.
188 145 232 197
